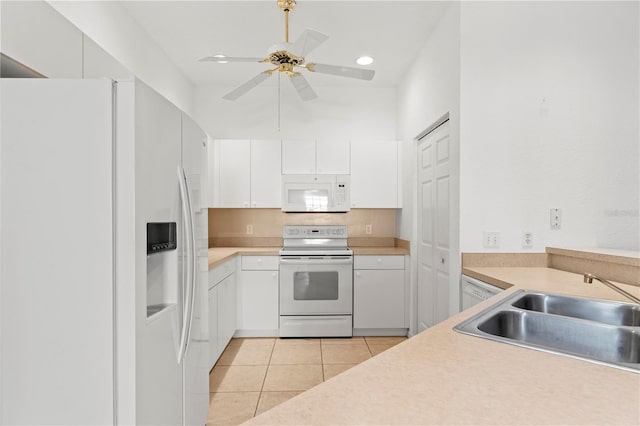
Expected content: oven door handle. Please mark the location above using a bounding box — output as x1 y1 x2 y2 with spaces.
279 258 353 266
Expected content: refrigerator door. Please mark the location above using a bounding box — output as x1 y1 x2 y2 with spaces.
1 79 115 424
181 113 210 426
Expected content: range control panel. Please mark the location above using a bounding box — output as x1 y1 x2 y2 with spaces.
283 225 347 238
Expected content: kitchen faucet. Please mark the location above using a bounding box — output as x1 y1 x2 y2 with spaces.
583 273 640 304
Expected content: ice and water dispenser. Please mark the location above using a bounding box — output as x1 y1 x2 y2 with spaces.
146 222 178 318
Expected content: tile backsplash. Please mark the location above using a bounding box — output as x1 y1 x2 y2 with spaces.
208 208 397 247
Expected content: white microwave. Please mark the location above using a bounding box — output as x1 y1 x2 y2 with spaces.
281 175 350 212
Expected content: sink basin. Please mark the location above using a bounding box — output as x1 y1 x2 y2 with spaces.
454 290 640 372
478 310 640 365
511 293 640 326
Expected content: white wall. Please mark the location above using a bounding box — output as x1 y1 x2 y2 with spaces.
194 83 396 141
459 1 640 252
47 1 195 115
1 1 83 78
396 3 461 329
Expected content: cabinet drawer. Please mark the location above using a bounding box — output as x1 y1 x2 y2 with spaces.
241 256 279 270
354 255 404 270
209 258 236 288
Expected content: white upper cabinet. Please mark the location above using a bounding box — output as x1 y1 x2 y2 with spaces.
214 139 251 208
281 140 316 174
282 139 350 174
350 140 400 208
209 139 281 208
316 139 350 174
250 140 281 208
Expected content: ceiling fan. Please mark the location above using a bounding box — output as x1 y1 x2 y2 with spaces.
199 0 375 101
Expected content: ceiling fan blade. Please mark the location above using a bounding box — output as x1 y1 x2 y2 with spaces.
222 71 272 101
289 29 329 58
307 63 375 81
199 56 264 63
289 73 318 101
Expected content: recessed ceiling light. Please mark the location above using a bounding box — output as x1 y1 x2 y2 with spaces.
356 56 374 66
214 54 228 64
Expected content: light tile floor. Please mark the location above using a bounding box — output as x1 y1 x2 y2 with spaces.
207 336 407 425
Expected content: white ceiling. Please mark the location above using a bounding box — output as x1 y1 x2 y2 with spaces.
121 1 450 89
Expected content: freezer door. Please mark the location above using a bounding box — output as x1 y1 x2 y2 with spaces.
129 79 184 425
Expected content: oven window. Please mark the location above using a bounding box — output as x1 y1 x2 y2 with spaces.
293 271 339 300
289 189 329 211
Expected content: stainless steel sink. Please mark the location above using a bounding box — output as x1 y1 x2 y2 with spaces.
512 293 640 326
454 290 640 372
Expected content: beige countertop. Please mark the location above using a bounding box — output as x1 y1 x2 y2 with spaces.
208 246 409 269
351 246 409 255
208 247 281 268
246 267 640 425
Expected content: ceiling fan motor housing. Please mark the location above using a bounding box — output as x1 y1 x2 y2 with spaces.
278 0 296 12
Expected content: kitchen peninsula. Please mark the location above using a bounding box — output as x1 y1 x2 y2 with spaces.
245 262 640 425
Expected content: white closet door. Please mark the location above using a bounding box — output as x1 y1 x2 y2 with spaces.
417 120 451 332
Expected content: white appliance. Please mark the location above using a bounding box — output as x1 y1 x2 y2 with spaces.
460 275 503 310
279 226 353 337
0 79 209 425
281 174 350 212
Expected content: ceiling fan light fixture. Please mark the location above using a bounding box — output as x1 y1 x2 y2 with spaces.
356 56 374 66
213 54 228 64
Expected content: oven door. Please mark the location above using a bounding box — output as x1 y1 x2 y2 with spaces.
279 256 353 315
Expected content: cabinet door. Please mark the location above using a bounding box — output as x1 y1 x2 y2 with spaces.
217 274 237 355
239 270 279 331
282 140 316 174
316 139 350 174
354 269 405 328
251 140 281 207
216 139 251 207
208 286 219 368
350 140 398 208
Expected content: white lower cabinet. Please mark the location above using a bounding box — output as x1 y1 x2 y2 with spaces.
208 258 237 369
217 273 237 355
207 285 219 366
237 256 279 337
353 255 407 335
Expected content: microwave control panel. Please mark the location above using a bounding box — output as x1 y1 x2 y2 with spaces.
335 183 347 204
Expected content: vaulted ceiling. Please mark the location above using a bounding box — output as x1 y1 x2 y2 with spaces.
121 1 449 88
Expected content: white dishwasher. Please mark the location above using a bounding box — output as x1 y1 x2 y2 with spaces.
460 275 503 310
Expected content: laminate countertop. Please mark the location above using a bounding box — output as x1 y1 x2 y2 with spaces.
208 246 409 269
245 267 640 425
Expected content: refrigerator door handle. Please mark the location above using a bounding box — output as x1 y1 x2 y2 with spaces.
177 166 196 364
183 166 198 357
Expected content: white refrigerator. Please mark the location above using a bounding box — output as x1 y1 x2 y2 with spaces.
0 78 209 425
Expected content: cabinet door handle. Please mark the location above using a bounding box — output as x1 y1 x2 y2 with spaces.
356 271 361 277
244 202 249 208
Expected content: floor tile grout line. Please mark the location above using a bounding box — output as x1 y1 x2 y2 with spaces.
320 341 325 381
253 339 277 418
